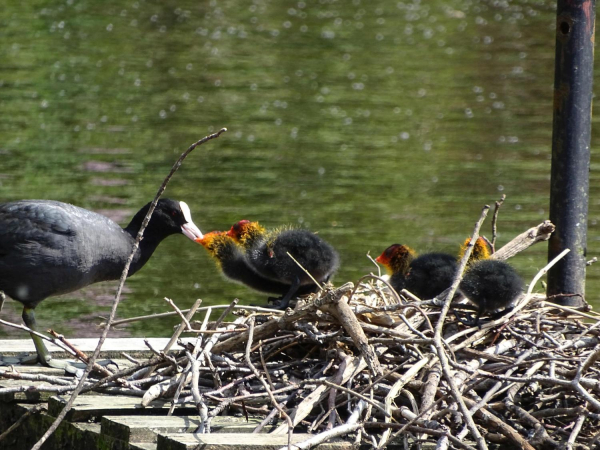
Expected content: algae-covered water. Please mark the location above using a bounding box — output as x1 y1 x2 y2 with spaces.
1 0 599 338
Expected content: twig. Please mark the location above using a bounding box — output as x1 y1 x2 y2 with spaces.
0 318 79 358
0 404 46 444
432 204 489 450
286 252 323 290
48 331 114 378
31 128 227 450
245 316 294 449
491 194 506 250
102 303 283 328
164 297 194 331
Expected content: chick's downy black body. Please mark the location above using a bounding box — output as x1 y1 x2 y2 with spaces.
199 231 315 297
459 259 524 323
0 199 202 368
230 222 340 309
404 252 458 299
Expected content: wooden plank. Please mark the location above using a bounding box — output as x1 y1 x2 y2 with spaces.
0 359 135 403
0 338 194 357
101 415 271 443
0 403 134 450
0 378 48 403
48 395 198 422
157 433 352 450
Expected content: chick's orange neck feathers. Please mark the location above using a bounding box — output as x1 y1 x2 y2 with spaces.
459 236 492 263
196 231 230 257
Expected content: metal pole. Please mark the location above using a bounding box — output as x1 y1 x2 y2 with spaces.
547 0 595 306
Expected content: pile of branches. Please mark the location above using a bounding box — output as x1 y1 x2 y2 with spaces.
2 220 600 450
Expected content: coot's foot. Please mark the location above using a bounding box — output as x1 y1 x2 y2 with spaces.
453 310 480 327
489 305 514 320
453 305 516 328
0 353 83 376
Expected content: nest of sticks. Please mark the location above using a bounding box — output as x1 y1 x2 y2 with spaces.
2 219 600 450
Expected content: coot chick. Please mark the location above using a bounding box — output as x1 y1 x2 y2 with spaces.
404 252 458 300
227 220 340 309
198 231 308 296
374 244 416 294
393 237 492 300
459 259 524 325
0 199 203 369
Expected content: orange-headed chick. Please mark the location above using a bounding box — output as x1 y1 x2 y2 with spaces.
376 244 457 299
227 220 340 310
197 231 296 296
375 244 416 294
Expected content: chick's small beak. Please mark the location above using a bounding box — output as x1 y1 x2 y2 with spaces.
182 222 203 241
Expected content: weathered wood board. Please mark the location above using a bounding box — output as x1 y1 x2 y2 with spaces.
157 432 352 450
0 340 360 450
101 415 272 443
49 394 199 422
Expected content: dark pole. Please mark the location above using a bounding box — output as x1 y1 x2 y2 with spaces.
547 0 595 306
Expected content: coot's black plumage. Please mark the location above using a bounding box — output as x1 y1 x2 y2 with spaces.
227 220 339 309
0 199 203 368
459 259 524 324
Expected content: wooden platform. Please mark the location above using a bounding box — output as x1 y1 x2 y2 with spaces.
0 337 195 358
0 339 353 450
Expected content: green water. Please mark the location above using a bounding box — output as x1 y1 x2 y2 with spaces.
1 0 598 338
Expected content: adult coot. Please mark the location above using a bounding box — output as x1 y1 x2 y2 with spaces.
459 259 524 325
0 199 203 369
227 220 339 309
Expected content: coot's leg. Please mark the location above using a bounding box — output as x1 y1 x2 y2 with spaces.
489 305 515 320
0 291 5 312
474 303 485 328
276 277 301 310
22 307 80 375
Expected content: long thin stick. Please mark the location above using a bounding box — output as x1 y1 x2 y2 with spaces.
433 205 489 450
31 128 227 450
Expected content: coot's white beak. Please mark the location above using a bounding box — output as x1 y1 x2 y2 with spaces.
179 201 203 240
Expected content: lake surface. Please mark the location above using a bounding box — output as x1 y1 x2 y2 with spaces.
1 0 598 338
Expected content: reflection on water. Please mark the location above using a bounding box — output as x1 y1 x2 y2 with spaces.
1 0 598 338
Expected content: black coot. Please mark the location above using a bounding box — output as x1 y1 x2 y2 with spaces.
227 220 340 309
0 198 203 368
459 259 524 325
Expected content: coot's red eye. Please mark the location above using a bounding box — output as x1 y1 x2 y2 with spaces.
172 211 177 217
